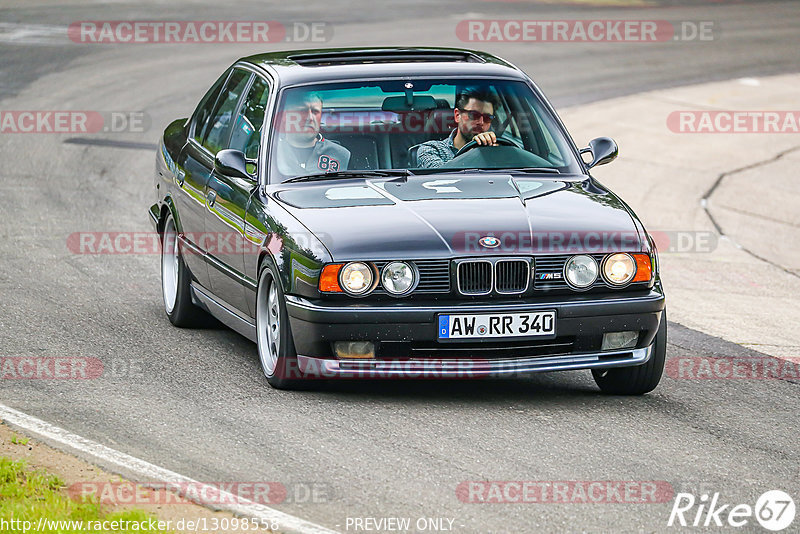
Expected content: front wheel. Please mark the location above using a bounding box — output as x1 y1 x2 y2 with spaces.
592 310 667 395
255 264 307 390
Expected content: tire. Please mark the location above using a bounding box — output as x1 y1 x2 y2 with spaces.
592 310 667 395
161 214 208 327
255 262 308 390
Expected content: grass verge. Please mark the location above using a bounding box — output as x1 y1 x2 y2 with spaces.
0 456 172 533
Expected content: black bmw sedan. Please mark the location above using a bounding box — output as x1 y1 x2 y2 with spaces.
149 47 666 393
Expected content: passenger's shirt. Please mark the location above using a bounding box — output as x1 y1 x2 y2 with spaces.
277 135 351 176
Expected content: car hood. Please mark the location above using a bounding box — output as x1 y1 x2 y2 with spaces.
273 174 644 260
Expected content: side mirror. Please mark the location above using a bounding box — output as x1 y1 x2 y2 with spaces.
580 137 618 169
214 149 255 180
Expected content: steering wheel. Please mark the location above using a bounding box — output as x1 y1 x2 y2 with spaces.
454 137 519 157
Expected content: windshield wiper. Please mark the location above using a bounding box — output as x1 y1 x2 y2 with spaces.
414 167 560 175
488 167 561 174
284 169 413 183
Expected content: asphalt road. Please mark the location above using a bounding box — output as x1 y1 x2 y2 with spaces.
1 1 799 532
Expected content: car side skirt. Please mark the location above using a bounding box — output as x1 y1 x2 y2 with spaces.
190 282 257 342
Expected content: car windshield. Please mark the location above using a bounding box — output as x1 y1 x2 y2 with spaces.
269 78 582 182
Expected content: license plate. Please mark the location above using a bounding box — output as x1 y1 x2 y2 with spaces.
438 311 555 339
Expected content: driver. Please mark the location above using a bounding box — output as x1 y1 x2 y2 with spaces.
276 91 350 175
417 88 499 168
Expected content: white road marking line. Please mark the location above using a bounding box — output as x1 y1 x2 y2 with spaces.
738 77 761 87
0 403 339 534
0 23 67 45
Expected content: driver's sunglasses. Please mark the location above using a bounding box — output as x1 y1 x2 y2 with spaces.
458 108 495 122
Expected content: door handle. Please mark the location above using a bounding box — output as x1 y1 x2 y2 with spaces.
207 188 217 207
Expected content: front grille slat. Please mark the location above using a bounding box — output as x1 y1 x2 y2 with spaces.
495 259 529 294
457 261 492 295
456 259 529 295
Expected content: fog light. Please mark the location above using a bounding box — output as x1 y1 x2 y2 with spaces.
601 331 639 351
334 341 375 359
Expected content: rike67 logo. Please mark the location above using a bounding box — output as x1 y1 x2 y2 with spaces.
668 490 795 531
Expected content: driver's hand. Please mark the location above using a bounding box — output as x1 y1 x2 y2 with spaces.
473 131 497 146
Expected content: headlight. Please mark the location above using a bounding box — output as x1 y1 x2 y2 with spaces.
381 262 416 295
564 254 598 289
339 262 374 295
602 253 636 286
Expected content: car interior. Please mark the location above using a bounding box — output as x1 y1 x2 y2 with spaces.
270 80 574 180
320 102 457 170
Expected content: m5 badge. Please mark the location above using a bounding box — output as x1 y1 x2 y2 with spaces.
538 273 563 280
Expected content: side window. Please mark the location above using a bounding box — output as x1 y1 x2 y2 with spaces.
505 92 550 159
228 76 270 164
191 70 229 144
536 114 566 165
200 69 252 155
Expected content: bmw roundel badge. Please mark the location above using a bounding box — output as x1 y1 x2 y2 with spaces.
479 236 501 248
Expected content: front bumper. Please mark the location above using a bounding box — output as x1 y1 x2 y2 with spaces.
297 344 652 378
148 203 160 230
285 289 665 377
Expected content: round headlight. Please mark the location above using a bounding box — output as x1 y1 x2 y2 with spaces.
340 262 374 295
381 262 416 295
602 253 636 286
564 255 598 289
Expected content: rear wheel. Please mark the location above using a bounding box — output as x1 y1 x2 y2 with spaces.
592 310 667 395
256 263 307 390
161 214 207 327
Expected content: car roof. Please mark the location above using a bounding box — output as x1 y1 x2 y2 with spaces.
240 47 530 86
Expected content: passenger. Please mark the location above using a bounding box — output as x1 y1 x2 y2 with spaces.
277 91 350 175
417 88 499 168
